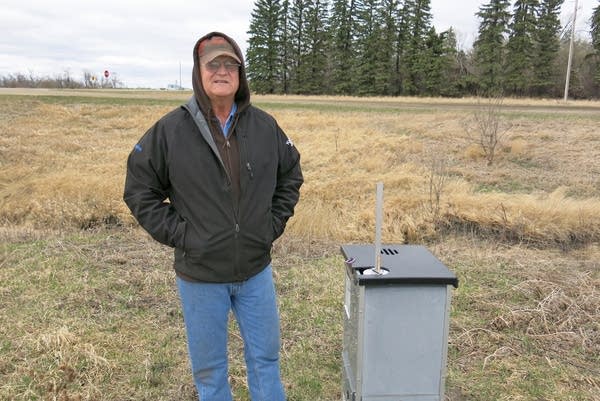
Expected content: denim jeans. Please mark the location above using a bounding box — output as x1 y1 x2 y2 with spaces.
176 265 286 401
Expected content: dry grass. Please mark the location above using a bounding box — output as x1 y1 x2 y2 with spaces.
274 105 600 247
0 97 168 229
437 238 600 400
1 90 599 400
2 91 600 248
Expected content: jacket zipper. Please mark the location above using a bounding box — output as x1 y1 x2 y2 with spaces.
225 132 242 279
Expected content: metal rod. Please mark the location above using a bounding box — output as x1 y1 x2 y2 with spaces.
374 182 383 273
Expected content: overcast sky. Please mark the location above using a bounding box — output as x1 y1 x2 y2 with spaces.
0 0 595 89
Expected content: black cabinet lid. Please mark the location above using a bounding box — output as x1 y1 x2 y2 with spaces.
341 244 458 287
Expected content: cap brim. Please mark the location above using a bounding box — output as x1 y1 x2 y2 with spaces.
200 50 241 64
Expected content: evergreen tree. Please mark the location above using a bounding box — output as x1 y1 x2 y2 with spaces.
246 0 286 94
437 28 466 97
474 0 511 95
422 27 445 95
280 0 292 93
302 0 330 94
393 6 411 95
402 0 434 95
287 0 329 94
287 0 310 93
329 0 358 94
532 0 564 97
379 0 400 95
354 0 393 96
353 0 378 95
504 0 539 96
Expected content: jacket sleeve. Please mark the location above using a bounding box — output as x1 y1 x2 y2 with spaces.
271 124 303 240
123 121 186 248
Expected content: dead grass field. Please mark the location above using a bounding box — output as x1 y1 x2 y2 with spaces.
0 89 599 400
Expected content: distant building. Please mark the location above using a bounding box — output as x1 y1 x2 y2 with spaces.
167 83 184 90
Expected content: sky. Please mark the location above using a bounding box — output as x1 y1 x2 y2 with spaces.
0 0 595 89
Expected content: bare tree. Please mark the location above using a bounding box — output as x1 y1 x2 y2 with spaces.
83 71 99 88
426 150 452 224
100 73 123 89
465 95 511 165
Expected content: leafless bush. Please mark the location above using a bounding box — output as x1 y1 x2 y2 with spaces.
0 70 84 89
464 95 512 166
426 150 452 224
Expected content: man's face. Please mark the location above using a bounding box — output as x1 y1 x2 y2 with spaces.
200 55 240 102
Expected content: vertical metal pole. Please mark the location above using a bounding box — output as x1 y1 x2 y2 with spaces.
375 182 383 273
564 0 579 102
179 61 183 89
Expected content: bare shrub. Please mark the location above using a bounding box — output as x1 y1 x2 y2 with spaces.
425 149 452 225
464 95 512 166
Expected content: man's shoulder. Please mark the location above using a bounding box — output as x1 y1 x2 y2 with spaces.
151 106 191 131
160 106 189 123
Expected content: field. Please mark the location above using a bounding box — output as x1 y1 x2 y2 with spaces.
0 88 599 400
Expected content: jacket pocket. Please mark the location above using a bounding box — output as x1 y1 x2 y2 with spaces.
183 224 231 263
182 226 209 261
242 208 273 251
272 214 284 241
264 208 276 246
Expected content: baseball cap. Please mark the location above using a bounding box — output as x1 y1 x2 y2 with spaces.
198 35 241 64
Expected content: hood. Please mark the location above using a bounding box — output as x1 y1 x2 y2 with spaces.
192 32 250 116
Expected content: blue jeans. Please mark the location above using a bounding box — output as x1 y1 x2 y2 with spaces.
176 265 286 401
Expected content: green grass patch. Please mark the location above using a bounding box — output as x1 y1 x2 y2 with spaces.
254 100 440 115
1 230 598 400
475 180 534 194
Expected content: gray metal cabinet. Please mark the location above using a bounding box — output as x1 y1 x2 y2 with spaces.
341 244 458 401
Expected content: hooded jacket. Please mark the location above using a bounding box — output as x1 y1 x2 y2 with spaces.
123 32 303 282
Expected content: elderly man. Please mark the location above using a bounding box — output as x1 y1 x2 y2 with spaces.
124 32 303 401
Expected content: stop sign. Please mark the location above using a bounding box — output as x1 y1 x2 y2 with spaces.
104 70 109 78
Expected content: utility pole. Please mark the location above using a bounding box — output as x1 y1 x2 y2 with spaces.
563 0 579 102
179 61 182 90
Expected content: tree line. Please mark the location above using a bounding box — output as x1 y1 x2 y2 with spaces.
246 0 600 98
0 70 123 89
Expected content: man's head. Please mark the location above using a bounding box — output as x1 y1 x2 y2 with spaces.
197 35 241 103
192 32 249 110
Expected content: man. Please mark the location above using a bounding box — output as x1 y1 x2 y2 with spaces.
123 32 303 401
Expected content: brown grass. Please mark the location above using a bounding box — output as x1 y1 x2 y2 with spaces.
2 91 600 248
274 105 600 247
437 237 600 400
